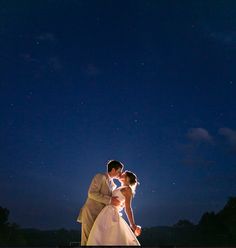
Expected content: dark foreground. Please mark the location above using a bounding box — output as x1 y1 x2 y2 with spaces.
1 197 236 247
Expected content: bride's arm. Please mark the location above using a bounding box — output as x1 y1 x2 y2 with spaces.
124 187 136 230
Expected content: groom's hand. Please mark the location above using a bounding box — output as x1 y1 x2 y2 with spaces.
111 196 120 206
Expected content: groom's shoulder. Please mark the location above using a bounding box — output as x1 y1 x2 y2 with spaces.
93 172 106 180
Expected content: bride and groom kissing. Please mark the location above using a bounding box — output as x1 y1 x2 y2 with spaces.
77 160 142 246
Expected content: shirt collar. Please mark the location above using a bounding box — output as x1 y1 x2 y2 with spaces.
106 173 112 181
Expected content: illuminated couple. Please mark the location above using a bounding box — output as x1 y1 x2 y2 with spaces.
77 160 141 246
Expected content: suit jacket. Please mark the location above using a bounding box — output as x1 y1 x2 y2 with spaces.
77 173 116 223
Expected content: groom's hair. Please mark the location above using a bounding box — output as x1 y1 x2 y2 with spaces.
107 160 124 172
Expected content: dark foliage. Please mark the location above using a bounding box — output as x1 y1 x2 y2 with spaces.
1 197 236 246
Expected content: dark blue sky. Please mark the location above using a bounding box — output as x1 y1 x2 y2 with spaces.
1 0 236 230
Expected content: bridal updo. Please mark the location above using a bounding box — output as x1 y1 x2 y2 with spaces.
125 170 139 195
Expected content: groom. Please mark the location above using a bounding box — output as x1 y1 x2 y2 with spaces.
77 160 124 246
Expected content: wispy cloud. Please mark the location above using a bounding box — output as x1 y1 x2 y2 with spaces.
218 127 236 153
84 63 101 77
209 31 236 46
182 158 216 167
178 128 215 167
20 53 39 63
179 126 236 166
19 52 63 76
187 128 213 143
48 57 63 71
219 127 236 144
36 32 57 43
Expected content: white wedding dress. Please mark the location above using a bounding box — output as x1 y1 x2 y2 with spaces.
87 186 141 246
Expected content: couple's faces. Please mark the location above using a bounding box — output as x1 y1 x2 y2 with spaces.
113 169 130 185
111 167 123 178
119 172 130 185
115 168 123 178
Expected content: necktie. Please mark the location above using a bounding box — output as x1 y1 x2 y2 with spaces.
108 179 113 190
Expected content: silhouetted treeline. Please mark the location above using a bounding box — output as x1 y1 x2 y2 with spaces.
139 196 236 246
0 207 26 245
1 197 236 246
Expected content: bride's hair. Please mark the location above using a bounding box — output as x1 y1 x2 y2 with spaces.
125 170 140 196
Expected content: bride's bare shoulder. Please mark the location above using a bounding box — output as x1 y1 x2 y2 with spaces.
120 186 132 195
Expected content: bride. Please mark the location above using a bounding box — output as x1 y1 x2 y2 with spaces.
86 170 141 246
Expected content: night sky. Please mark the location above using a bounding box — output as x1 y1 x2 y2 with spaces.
1 0 236 230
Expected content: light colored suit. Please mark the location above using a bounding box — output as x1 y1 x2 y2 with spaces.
77 173 116 246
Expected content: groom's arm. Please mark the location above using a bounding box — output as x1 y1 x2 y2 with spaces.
88 174 111 205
